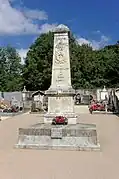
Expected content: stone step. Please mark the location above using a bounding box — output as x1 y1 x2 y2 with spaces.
15 123 100 151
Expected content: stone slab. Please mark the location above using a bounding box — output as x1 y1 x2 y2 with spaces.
30 112 45 114
15 123 100 151
92 111 119 114
51 127 63 139
48 96 74 114
0 111 23 116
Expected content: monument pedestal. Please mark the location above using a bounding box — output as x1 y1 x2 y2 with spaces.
43 24 77 124
44 88 77 124
15 123 100 151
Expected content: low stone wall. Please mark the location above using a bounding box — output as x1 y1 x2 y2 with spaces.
0 111 23 117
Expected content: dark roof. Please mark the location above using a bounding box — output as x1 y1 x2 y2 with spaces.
31 90 45 97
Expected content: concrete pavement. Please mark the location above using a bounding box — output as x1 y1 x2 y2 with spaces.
0 113 119 178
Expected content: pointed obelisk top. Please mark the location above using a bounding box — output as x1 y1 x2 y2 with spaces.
53 24 70 33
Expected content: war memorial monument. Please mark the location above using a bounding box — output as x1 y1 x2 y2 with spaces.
16 24 100 151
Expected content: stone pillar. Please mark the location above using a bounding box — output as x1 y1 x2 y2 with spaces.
50 26 71 89
96 89 101 101
100 86 108 101
22 86 27 110
44 24 77 124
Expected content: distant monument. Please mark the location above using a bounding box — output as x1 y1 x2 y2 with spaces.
15 25 100 151
100 86 108 101
44 24 77 124
108 89 119 113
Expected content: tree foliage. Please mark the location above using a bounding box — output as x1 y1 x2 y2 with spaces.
1 32 119 92
0 46 23 91
23 32 119 90
23 32 53 91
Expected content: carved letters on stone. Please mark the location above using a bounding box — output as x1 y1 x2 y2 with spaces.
51 128 63 139
56 70 64 83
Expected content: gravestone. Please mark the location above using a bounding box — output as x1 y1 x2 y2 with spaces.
108 89 119 113
81 95 90 105
100 86 108 101
44 24 77 124
11 96 19 106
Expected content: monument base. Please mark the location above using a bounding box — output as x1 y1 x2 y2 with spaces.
44 112 77 124
15 123 100 151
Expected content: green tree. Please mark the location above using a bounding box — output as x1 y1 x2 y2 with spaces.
23 30 119 90
23 32 54 91
0 46 23 91
23 32 81 90
103 43 119 87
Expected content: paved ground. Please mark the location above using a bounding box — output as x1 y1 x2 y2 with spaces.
0 112 119 179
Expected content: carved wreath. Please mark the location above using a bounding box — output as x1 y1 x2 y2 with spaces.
55 43 66 64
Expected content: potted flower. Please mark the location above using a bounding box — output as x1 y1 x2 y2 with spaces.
52 116 68 125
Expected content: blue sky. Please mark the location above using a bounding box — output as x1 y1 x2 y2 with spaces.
0 0 119 61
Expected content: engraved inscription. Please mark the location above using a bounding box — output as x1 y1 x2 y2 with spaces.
56 70 64 83
51 128 63 139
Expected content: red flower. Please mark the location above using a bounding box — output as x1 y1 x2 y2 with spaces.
52 116 68 125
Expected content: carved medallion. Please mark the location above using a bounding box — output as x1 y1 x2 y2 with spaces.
55 51 64 64
54 37 68 64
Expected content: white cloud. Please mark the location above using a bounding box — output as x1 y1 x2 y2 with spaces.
9 0 15 2
0 0 56 35
23 9 48 20
77 35 110 50
39 23 57 33
77 38 90 46
93 30 101 34
17 48 28 63
96 30 101 33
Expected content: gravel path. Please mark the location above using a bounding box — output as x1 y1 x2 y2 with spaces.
0 113 119 179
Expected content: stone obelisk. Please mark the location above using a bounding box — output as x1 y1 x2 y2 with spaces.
16 24 100 151
44 24 77 124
